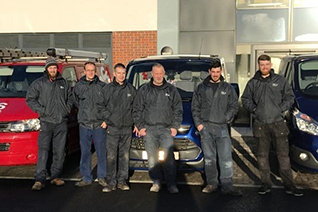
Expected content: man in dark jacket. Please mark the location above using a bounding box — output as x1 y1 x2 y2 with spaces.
242 54 303 196
101 63 136 192
133 63 183 194
192 59 241 196
26 57 73 191
73 62 107 189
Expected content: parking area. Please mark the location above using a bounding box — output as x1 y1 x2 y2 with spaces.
1 127 318 190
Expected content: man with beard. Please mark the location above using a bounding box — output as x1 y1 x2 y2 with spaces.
101 63 137 192
192 59 241 196
27 57 73 191
73 62 108 189
242 54 303 196
133 63 183 194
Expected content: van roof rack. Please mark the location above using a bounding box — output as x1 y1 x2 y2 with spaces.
0 48 107 62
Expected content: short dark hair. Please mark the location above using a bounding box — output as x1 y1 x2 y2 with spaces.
114 63 125 70
258 54 271 64
84 62 96 70
152 63 164 69
209 59 222 70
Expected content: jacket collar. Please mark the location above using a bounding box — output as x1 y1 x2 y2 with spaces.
253 69 275 80
112 77 127 87
44 70 62 81
80 75 99 84
150 78 168 89
203 75 224 86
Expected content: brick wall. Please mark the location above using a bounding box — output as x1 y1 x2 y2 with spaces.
112 31 157 69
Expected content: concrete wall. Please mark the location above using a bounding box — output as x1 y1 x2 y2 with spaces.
0 0 157 33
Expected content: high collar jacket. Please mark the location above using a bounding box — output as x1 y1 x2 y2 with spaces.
73 75 107 129
26 71 73 124
241 70 295 124
191 76 238 126
133 78 183 130
101 78 136 129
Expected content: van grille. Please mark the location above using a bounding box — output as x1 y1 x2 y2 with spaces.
0 122 10 132
0 143 10 151
131 137 198 151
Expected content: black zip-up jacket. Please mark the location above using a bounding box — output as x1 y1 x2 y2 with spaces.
26 71 73 123
102 78 136 129
241 70 295 124
192 75 238 126
73 75 107 129
133 78 183 130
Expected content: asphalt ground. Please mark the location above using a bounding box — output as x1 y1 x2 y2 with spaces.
1 179 318 212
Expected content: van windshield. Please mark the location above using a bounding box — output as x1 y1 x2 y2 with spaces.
298 61 318 97
127 61 213 99
0 65 44 98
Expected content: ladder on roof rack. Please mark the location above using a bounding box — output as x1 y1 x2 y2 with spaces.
0 48 107 62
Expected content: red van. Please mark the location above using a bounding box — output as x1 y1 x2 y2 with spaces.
0 48 111 165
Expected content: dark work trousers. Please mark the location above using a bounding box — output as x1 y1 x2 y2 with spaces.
143 125 176 187
35 121 67 184
106 126 132 186
253 119 295 189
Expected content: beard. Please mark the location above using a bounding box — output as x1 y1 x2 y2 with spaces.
48 71 57 79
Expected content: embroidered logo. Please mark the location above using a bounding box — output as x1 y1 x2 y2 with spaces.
221 91 227 95
60 86 64 89
165 93 170 97
272 83 278 87
127 93 132 97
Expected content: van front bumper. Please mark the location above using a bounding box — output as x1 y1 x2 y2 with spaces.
0 131 38 166
290 145 318 172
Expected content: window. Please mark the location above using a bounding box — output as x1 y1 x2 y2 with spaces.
298 61 318 96
62 67 77 87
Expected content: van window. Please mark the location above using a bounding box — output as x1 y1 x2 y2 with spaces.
127 61 212 99
298 61 318 96
97 66 111 84
0 65 44 98
62 67 77 87
285 62 294 85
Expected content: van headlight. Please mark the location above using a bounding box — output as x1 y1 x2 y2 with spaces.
177 125 191 134
294 109 318 135
10 119 41 132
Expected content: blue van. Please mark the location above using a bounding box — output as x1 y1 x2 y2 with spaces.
126 55 231 171
279 54 318 172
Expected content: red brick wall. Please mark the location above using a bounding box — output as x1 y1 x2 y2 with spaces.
112 31 157 69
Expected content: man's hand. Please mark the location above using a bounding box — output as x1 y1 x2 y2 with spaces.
101 122 107 129
138 128 147 137
197 124 204 132
133 126 139 135
170 128 177 137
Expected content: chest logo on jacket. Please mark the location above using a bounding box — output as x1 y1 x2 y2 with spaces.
272 83 279 87
127 93 132 97
165 93 170 97
221 91 227 95
60 86 64 89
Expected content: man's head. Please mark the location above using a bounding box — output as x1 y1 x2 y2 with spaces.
84 62 96 81
45 57 58 79
209 59 222 82
114 63 126 85
258 54 272 76
151 63 165 85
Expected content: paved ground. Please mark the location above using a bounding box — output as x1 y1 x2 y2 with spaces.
2 179 318 212
1 127 318 190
